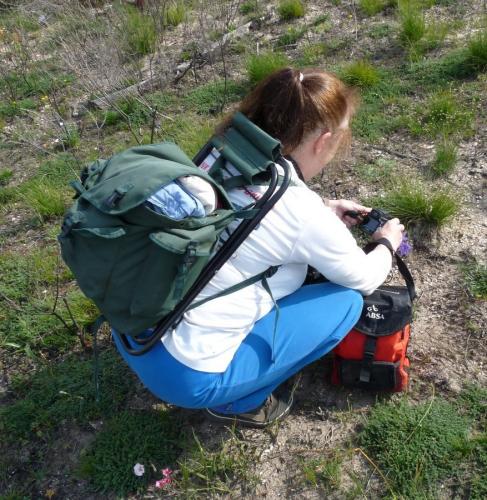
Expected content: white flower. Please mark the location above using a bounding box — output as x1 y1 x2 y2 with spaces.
133 463 145 477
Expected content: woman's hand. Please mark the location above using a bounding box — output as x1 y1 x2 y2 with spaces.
373 218 405 251
327 199 371 228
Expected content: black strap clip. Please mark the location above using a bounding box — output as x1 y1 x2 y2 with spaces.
359 336 377 383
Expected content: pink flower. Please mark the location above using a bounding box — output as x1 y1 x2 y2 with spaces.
155 478 171 488
161 468 173 478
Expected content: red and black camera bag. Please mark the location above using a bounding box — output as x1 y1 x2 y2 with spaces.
332 244 416 392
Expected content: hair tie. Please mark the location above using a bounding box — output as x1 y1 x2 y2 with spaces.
299 72 304 82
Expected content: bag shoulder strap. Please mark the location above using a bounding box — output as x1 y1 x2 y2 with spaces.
364 241 416 301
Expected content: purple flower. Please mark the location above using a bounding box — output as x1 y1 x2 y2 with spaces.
397 232 412 257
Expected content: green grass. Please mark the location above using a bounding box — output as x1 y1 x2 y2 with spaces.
60 125 80 149
0 247 97 354
430 140 457 177
177 430 258 497
165 1 187 27
79 409 180 495
359 391 484 497
183 80 247 114
359 0 393 16
340 60 381 88
298 42 328 65
355 158 397 183
300 453 342 491
240 0 259 15
22 182 67 221
0 168 13 186
276 26 306 48
0 350 135 441
246 51 290 85
462 262 487 300
466 29 487 73
371 178 459 240
368 23 393 39
0 97 37 119
124 5 157 56
278 0 305 21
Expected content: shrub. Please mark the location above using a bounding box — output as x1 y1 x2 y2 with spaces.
340 60 380 88
246 51 289 85
374 178 459 239
466 30 487 73
277 0 305 21
80 410 181 495
124 6 157 56
430 140 457 177
462 263 487 300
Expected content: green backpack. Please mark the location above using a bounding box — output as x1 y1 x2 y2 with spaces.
59 112 290 355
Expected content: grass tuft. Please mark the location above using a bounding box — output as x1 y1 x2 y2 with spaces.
183 80 246 114
276 26 306 48
0 168 13 186
246 51 289 85
430 140 457 177
124 6 157 56
165 1 187 27
359 0 393 16
278 0 305 21
372 178 459 240
466 30 487 73
340 60 381 88
22 182 67 221
462 262 487 300
298 42 328 65
79 409 180 495
300 453 342 491
239 0 259 15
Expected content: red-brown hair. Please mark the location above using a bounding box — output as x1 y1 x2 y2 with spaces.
220 67 358 155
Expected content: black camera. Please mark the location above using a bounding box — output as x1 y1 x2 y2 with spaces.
344 208 392 234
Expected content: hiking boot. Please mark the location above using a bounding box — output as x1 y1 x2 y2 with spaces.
205 392 293 428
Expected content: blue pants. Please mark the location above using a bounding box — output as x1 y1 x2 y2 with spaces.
113 283 362 414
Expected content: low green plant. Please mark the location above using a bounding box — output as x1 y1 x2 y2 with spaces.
299 42 328 65
165 1 186 27
356 158 396 183
79 409 180 495
0 186 16 205
462 262 487 300
277 0 305 21
276 26 306 47
417 90 474 138
340 60 381 88
0 98 36 119
60 125 80 149
246 51 289 85
301 453 342 490
0 351 135 441
124 6 157 56
368 23 393 39
372 178 459 239
398 0 426 49
359 397 472 496
177 430 258 496
239 0 259 15
22 182 67 221
183 80 246 114
310 14 330 27
359 0 392 16
0 168 13 186
430 140 457 177
466 30 487 73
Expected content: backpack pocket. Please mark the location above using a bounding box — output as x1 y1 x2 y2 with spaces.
128 225 217 324
59 226 127 305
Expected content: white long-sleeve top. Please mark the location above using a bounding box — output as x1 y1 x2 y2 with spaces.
162 160 391 372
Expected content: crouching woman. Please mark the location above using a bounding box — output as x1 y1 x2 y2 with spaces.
113 68 405 427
